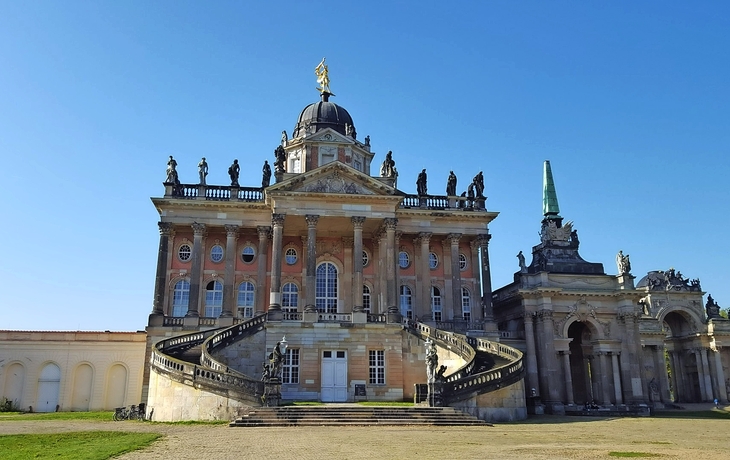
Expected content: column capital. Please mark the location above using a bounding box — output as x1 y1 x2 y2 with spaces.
447 233 462 245
272 213 286 227
351 216 366 228
225 224 240 238
342 236 354 248
192 222 206 235
417 232 433 244
257 226 271 239
536 309 553 320
158 222 174 236
305 214 320 227
395 231 402 245
476 233 492 246
523 311 536 320
383 217 398 231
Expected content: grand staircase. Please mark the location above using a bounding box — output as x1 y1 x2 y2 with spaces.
230 405 489 427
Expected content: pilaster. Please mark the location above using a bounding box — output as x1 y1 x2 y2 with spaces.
186 223 206 318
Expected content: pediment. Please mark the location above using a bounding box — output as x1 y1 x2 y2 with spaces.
305 128 355 145
268 161 397 196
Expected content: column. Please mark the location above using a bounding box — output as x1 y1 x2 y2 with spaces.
478 234 493 319
448 233 462 320
221 225 239 317
618 312 644 402
598 352 611 405
655 346 671 402
256 226 270 315
151 222 173 316
352 217 366 312
304 215 319 313
441 239 453 320
562 351 575 405
700 348 714 401
374 233 386 314
268 214 285 311
693 349 707 401
384 218 399 317
419 232 432 320
186 223 206 317
523 312 540 397
469 239 482 321
536 309 562 405
611 352 623 405
713 347 728 402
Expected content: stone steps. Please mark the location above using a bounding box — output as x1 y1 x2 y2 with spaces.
230 406 489 427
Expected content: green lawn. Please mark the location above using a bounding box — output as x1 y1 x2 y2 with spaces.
0 411 114 421
0 431 161 460
654 408 730 420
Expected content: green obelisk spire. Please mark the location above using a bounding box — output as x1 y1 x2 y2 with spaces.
542 160 561 219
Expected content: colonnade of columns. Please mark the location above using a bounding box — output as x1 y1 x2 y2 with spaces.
668 347 728 403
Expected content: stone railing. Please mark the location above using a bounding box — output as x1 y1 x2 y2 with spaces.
151 317 266 403
318 313 352 322
367 313 387 323
161 316 222 327
403 319 524 404
399 194 486 211
164 183 264 202
282 312 303 321
435 320 489 333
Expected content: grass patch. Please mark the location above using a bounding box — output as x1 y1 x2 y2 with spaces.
356 401 414 406
292 401 325 406
631 441 672 445
0 431 161 460
0 411 113 421
609 452 662 458
654 409 730 420
154 419 229 425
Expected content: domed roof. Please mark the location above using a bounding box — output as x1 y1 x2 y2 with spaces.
293 93 354 138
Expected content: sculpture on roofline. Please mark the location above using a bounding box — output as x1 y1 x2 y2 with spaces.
380 151 396 178
262 160 272 188
417 169 428 196
228 159 240 187
364 135 370 147
274 145 286 174
616 250 631 275
165 155 178 184
705 294 721 319
446 171 457 196
198 157 208 185
281 130 288 146
472 171 484 198
517 251 527 273
315 57 331 94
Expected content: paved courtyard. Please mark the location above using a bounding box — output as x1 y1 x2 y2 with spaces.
1 408 729 459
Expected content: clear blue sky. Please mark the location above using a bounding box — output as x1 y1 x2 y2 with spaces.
1 1 728 331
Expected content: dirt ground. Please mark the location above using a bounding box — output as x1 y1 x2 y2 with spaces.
2 410 729 460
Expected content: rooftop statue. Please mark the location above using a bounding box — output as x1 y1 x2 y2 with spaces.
315 57 332 94
262 160 272 188
417 169 428 196
380 151 396 178
446 171 457 196
705 294 721 319
281 130 288 146
472 171 484 198
517 251 527 273
198 157 208 185
616 250 631 275
228 159 240 187
364 135 370 146
274 145 286 174
165 155 178 184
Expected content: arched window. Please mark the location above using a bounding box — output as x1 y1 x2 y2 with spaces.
431 286 442 321
461 287 471 322
316 262 338 313
398 251 410 269
363 285 371 313
241 245 256 264
204 280 223 317
429 252 439 270
459 253 468 271
282 283 298 312
172 279 190 317
399 285 413 320
285 248 298 265
237 281 255 318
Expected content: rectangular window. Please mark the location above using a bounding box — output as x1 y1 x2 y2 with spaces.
369 350 385 385
282 349 300 384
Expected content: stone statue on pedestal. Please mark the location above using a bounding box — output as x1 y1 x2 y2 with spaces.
616 250 631 275
262 161 272 188
446 171 457 196
198 157 208 185
165 156 178 184
228 159 240 187
417 169 428 196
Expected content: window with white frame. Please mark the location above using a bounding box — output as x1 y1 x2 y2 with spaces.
237 281 255 318
282 282 298 312
178 244 192 262
429 252 439 270
285 247 298 265
204 280 223 317
461 287 471 321
316 262 338 313
282 348 300 384
363 285 371 313
172 279 190 317
459 253 467 271
369 350 385 384
431 286 442 321
362 250 369 268
399 285 412 319
398 251 410 269
210 244 224 263
241 246 255 264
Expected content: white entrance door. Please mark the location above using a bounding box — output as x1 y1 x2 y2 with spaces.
321 350 348 402
37 363 61 412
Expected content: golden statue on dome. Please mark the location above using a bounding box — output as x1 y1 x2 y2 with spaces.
315 57 332 94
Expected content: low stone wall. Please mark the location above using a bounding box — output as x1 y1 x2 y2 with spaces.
146 369 254 421
449 378 527 423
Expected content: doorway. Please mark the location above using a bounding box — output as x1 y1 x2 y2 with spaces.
321 350 347 402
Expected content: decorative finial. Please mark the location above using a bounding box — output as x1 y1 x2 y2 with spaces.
315 57 334 97
542 160 561 219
